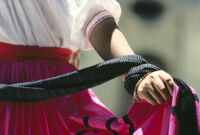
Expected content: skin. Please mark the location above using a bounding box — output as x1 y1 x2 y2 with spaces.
89 18 174 105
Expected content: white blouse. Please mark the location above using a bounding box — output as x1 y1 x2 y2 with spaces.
0 0 121 51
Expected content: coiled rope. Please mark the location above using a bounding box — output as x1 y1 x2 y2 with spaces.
0 55 160 101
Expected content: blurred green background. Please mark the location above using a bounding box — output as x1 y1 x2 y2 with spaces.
80 0 200 117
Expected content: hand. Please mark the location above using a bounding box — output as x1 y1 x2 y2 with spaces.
136 70 174 105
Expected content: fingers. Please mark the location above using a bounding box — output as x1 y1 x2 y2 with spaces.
141 91 157 106
147 84 163 104
158 71 174 96
166 81 173 96
136 70 175 106
151 77 168 101
137 82 164 105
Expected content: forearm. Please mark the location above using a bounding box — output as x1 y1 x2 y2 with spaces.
89 18 174 103
89 18 135 61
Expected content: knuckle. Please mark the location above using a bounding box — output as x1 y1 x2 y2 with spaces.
141 81 149 87
137 89 142 94
160 70 166 74
159 86 166 91
159 71 168 76
149 74 155 79
163 74 171 80
156 70 163 74
137 88 145 94
165 77 171 81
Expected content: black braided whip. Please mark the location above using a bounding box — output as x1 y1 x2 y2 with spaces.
0 55 160 101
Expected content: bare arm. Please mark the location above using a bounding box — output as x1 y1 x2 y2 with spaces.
89 18 134 60
89 17 174 105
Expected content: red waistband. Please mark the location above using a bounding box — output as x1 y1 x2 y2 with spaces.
0 42 73 62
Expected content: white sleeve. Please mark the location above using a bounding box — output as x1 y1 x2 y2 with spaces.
0 0 121 51
71 0 121 50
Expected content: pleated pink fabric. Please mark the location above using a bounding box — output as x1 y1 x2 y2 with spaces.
0 43 199 135
0 59 131 135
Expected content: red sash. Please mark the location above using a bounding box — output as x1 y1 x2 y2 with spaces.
0 42 73 62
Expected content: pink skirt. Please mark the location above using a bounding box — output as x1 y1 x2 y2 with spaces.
0 59 132 135
0 42 198 135
0 42 133 135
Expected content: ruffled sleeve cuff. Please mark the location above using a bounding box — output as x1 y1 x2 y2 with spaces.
71 0 121 51
84 10 114 40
